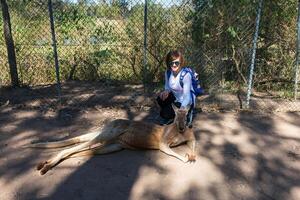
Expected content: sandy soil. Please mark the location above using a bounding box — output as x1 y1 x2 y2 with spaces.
0 82 299 200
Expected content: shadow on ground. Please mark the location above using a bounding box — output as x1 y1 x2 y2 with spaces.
0 82 299 200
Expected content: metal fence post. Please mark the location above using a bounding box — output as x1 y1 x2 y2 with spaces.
294 0 300 100
1 0 19 87
246 0 263 108
48 0 61 102
143 0 148 91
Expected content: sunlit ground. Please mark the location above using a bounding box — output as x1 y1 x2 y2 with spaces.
0 83 299 200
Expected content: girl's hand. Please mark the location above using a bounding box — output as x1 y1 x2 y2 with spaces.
160 90 170 101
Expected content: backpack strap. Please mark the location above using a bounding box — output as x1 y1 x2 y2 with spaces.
179 67 188 88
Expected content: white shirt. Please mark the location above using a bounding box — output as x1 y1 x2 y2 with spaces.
164 69 194 108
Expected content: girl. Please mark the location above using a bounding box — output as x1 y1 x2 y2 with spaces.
157 50 195 126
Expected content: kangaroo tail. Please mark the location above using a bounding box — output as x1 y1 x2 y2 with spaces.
24 130 100 148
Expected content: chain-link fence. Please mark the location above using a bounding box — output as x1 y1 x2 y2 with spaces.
0 0 299 111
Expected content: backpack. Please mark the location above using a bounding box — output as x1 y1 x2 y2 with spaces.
167 67 204 96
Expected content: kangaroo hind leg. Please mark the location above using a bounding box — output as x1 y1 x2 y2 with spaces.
70 143 124 157
37 136 99 175
37 121 126 175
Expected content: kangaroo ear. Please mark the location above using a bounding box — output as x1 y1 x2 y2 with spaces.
171 103 178 112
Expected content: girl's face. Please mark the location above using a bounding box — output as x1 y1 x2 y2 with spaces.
169 58 181 73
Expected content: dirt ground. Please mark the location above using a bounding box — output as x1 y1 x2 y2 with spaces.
0 81 300 200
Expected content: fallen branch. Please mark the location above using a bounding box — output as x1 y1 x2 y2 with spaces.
256 78 293 85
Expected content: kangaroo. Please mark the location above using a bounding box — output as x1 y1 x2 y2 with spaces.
28 104 196 175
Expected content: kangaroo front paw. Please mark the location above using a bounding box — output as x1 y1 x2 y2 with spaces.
185 154 196 162
188 154 196 162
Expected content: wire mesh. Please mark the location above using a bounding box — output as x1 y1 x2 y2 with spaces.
0 0 299 111
248 0 300 111
5 0 55 86
52 0 145 83
0 2 10 86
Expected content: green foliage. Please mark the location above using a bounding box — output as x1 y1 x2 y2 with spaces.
227 27 237 38
188 0 298 98
255 0 297 91
0 0 298 99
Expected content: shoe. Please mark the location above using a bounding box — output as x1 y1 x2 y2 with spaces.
187 122 193 128
186 111 193 128
159 118 174 125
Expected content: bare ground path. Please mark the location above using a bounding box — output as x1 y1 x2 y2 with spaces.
0 82 299 200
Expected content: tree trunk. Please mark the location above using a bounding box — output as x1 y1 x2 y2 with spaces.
1 0 19 87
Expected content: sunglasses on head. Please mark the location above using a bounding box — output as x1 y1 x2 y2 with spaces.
169 61 180 67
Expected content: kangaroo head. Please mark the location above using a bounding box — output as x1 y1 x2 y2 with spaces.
172 104 190 133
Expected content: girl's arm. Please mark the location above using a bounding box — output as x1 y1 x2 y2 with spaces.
181 72 192 108
164 71 171 91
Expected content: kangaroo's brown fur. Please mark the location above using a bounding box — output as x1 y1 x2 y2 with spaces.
28 105 196 175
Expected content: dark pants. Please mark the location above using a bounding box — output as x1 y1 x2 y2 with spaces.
156 92 194 124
